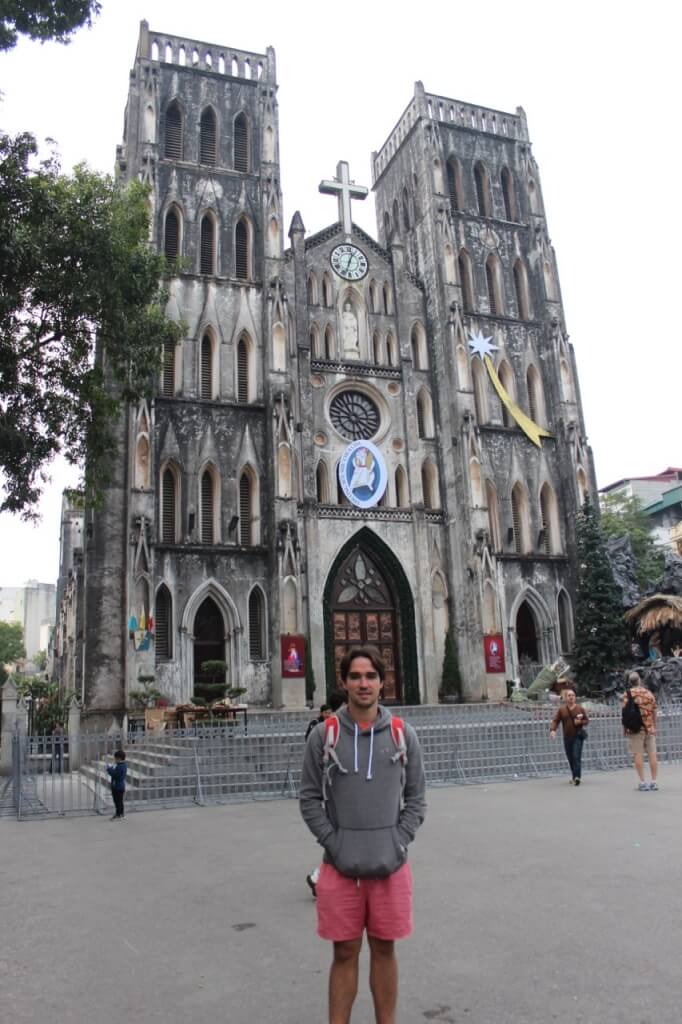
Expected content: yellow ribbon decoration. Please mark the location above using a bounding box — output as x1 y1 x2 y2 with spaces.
483 355 553 449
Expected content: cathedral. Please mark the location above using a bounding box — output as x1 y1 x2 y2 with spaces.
76 21 596 714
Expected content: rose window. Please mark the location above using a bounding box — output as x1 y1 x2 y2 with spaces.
329 391 380 440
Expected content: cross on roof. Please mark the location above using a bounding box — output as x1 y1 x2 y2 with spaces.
319 161 368 240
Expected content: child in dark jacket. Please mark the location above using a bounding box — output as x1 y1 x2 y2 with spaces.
107 749 128 820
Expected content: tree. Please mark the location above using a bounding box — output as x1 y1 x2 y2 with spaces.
572 498 629 692
0 133 183 516
0 1 100 51
0 620 26 682
439 626 462 701
600 491 665 590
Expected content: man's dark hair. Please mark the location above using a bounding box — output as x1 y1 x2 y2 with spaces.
328 691 345 712
114 749 126 761
339 646 386 683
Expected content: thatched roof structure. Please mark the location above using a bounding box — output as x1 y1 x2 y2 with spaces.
625 594 682 635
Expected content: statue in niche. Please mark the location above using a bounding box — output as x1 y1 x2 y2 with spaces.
342 301 360 360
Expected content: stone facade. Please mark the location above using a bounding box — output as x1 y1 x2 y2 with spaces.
79 25 595 712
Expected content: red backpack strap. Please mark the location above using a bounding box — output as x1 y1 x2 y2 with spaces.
390 716 407 763
322 714 340 763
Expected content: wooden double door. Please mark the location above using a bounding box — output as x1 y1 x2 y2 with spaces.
330 546 402 703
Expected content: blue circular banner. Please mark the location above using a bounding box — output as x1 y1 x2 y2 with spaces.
339 440 388 509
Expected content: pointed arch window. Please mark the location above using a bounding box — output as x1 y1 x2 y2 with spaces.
486 254 504 316
161 342 176 397
239 470 255 545
474 161 492 217
539 482 561 554
155 586 172 662
324 324 335 360
200 467 217 544
164 207 180 262
383 282 392 315
446 158 463 213
485 481 501 551
383 211 391 242
558 589 573 653
235 217 250 280
322 273 333 307
160 465 179 543
316 460 329 503
417 388 434 439
237 334 250 403
307 273 318 305
402 188 411 230
199 107 217 165
386 332 397 367
309 324 321 359
411 322 427 369
513 259 531 320
234 112 250 172
164 101 183 159
501 166 517 221
526 365 545 426
200 214 216 275
248 588 266 659
511 482 531 554
458 250 475 312
469 457 483 506
200 333 214 400
372 331 383 365
421 460 440 509
498 360 515 428
395 465 409 507
472 359 488 424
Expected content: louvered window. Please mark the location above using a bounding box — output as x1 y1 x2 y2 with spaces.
200 108 217 165
514 261 530 320
165 103 182 160
235 219 248 279
155 587 172 662
447 162 459 213
474 163 490 217
164 209 179 262
200 334 212 399
486 261 498 315
161 342 175 396
239 473 251 545
511 488 522 553
501 167 516 221
234 112 249 172
248 589 264 659
237 338 249 402
459 253 474 312
527 370 539 424
161 468 176 543
200 215 215 275
540 489 550 555
201 471 214 543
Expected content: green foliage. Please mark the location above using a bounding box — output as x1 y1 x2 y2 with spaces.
0 620 25 681
600 491 665 590
0 132 184 516
0 0 100 51
572 498 630 692
195 660 228 705
128 679 162 709
439 627 462 700
34 649 47 670
16 678 74 733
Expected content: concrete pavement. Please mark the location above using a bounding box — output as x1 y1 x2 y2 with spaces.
3 765 682 1023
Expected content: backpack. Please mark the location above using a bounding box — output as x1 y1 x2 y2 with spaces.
622 690 644 733
322 713 407 766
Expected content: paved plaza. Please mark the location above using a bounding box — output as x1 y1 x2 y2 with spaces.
4 766 682 1024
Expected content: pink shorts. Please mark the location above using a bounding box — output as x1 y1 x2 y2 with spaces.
316 861 413 942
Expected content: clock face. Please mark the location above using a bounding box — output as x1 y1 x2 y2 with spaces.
330 244 368 281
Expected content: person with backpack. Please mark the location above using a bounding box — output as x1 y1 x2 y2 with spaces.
622 671 658 791
299 645 426 1024
549 686 589 785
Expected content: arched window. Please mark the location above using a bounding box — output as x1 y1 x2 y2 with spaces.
470 457 483 506
322 273 333 307
513 259 531 320
272 321 286 372
539 482 561 555
309 324 321 359
411 322 427 369
383 211 391 242
576 467 588 507
277 443 292 498
164 101 183 159
446 157 463 213
498 360 516 428
369 279 379 313
421 460 440 509
417 388 434 438
164 207 180 262
458 250 475 312
485 254 504 315
402 188 411 230
200 332 214 399
383 282 392 315
372 331 383 365
560 358 575 402
199 107 217 164
485 481 501 551
474 161 492 217
386 332 398 367
324 324 335 360
135 434 150 489
233 112 249 172
235 217 251 280
511 482 531 554
558 589 573 653
526 365 545 426
483 582 500 634
472 359 488 423
544 259 558 301
392 198 400 237
239 469 255 545
237 334 250 402
316 460 329 503
501 166 517 221
200 214 216 275
395 465 409 507
432 158 445 193
160 465 179 543
456 345 469 389
161 341 176 397
248 588 266 659
200 466 218 543
155 586 172 662
444 244 456 285
307 273 318 305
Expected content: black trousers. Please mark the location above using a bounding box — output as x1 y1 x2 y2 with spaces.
112 787 125 817
563 734 584 780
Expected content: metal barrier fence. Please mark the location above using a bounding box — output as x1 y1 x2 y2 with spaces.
5 701 682 820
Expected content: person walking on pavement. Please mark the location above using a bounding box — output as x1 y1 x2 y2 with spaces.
622 671 659 791
299 646 426 1024
549 686 589 785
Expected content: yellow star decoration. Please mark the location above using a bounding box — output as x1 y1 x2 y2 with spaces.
468 331 553 449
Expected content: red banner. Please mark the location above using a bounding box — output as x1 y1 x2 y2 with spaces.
484 634 505 673
281 635 306 677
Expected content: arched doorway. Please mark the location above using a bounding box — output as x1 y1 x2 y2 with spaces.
323 528 419 704
516 600 539 663
193 597 226 703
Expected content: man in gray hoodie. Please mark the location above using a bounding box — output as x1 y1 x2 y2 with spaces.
300 646 426 1024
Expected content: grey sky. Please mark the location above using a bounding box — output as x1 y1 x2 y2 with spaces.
0 0 677 586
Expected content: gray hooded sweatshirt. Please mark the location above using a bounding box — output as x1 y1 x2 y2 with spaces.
299 705 426 879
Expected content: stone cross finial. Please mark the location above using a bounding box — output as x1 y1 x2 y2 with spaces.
319 161 368 240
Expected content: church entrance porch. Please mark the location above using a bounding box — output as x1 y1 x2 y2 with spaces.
193 597 227 704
